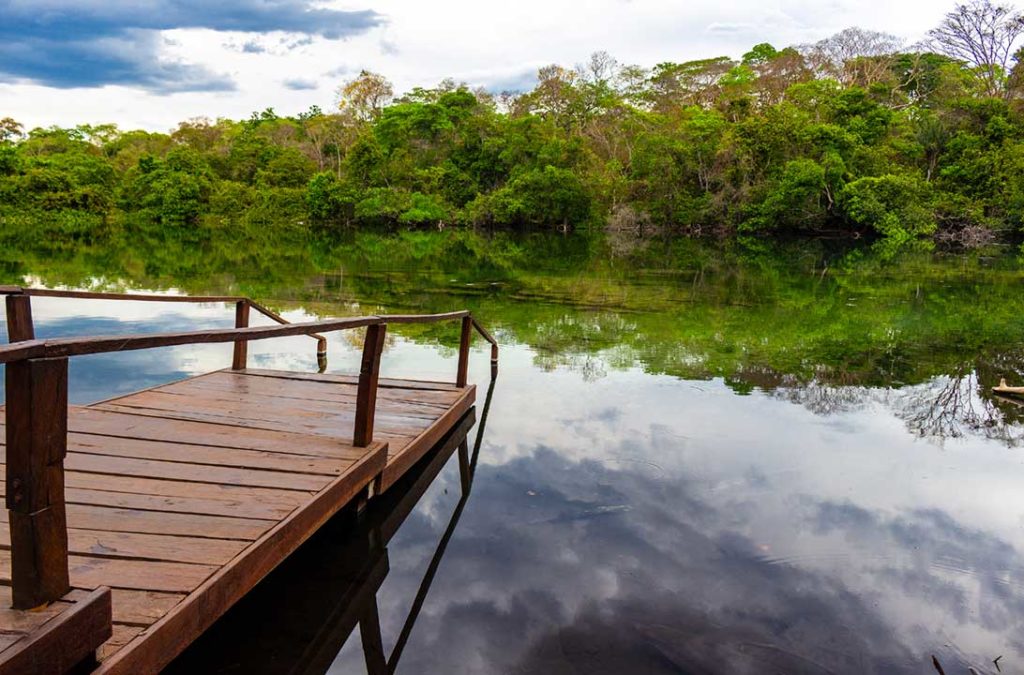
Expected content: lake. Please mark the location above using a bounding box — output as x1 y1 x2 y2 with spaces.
3 230 1024 674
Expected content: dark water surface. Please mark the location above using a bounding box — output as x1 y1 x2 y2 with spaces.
4 233 1024 674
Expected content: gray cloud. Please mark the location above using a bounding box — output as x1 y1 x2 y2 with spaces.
282 78 318 91
240 40 266 54
0 1 382 92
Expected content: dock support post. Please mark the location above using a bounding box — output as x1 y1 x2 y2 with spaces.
359 597 388 675
5 356 71 609
232 300 250 370
354 323 386 447
456 315 472 388
5 294 35 343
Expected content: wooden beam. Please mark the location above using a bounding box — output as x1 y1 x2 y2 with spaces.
5 357 71 608
358 598 387 675
456 316 472 388
353 324 387 448
5 294 34 343
0 316 382 365
379 311 469 324
231 300 250 371
18 289 243 303
0 587 112 675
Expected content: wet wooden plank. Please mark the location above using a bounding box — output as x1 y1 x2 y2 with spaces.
0 523 246 566
0 464 305 519
121 385 451 420
62 433 348 476
63 452 333 492
238 368 460 391
176 375 457 410
0 551 216 594
380 385 476 491
66 408 360 458
95 396 438 437
64 504 273 541
94 444 387 674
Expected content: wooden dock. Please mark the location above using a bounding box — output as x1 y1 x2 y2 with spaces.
0 287 497 674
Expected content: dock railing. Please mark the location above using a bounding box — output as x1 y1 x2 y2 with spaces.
0 286 497 610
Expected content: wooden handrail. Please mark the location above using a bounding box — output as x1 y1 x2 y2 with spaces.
0 286 245 303
0 287 330 366
0 286 498 368
2 289 499 611
0 311 496 363
0 316 382 364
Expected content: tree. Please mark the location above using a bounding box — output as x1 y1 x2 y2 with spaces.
928 0 1024 99
0 118 25 143
337 71 394 122
803 28 904 86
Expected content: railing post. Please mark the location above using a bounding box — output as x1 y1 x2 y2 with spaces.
6 356 71 608
232 300 250 370
353 323 386 447
6 293 35 342
456 316 472 388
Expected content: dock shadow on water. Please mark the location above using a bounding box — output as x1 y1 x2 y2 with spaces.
163 378 496 675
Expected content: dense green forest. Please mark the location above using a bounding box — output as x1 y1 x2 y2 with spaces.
2 0 1023 251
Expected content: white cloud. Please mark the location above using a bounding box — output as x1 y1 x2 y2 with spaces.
0 0 971 132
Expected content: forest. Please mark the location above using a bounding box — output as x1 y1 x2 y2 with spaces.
1 0 1023 251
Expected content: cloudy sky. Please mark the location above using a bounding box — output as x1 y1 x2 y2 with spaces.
0 0 981 132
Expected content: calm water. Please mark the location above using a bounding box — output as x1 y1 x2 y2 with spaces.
3 233 1024 674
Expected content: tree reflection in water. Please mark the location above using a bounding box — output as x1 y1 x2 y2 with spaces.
763 351 1024 447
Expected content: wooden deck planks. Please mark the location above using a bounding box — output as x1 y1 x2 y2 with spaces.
0 367 475 673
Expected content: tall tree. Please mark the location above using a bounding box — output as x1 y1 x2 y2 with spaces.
337 71 394 122
0 118 23 143
803 28 904 86
928 0 1024 98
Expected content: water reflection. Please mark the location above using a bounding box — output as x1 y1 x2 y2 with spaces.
5 237 1024 673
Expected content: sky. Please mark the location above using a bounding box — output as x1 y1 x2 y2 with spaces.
0 0 992 132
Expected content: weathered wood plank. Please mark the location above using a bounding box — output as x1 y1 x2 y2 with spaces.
0 587 111 675
6 427 353 475
0 552 213 594
238 368 460 391
97 624 143 663
175 373 457 407
88 589 183 627
380 385 476 491
94 396 438 437
0 464 305 520
65 408 369 458
93 443 387 674
0 523 246 566
63 504 273 541
62 452 333 492
175 372 460 407
0 587 73 633
110 386 450 421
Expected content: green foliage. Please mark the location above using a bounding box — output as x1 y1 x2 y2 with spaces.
3 37 1024 246
120 148 215 225
467 166 591 229
840 174 936 241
